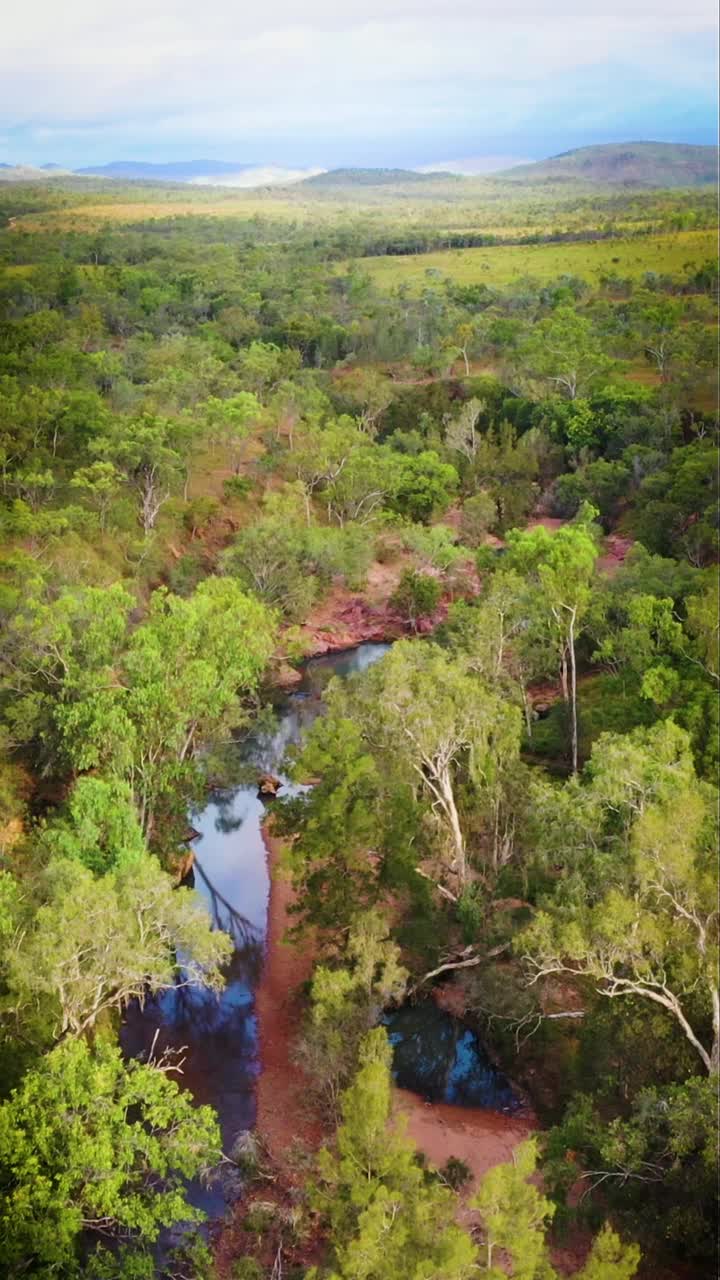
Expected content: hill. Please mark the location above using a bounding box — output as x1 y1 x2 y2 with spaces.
74 159 256 181
300 167 456 187
499 142 718 187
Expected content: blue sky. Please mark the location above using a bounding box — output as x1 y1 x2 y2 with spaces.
2 0 717 169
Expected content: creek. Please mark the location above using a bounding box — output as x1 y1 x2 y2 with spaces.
121 641 518 1218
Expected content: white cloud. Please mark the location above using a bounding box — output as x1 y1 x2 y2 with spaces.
1 0 716 134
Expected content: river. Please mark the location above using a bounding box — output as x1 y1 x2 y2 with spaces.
121 640 523 1220
121 643 391 1215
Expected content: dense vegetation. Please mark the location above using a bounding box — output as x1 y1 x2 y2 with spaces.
0 172 717 1279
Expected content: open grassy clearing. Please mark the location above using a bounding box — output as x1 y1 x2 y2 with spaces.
354 228 718 290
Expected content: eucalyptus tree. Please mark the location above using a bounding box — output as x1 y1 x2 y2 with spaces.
505 511 600 772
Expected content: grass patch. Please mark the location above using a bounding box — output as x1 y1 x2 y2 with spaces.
356 229 718 291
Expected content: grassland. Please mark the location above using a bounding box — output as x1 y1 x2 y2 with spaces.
353 229 717 290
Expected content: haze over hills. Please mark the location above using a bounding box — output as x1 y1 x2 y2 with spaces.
300 167 454 187
499 142 719 187
0 142 717 190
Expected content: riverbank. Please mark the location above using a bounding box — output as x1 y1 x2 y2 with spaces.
254 813 536 1198
254 820 324 1182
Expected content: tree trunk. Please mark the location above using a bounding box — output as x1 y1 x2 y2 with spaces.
568 608 579 774
438 768 466 884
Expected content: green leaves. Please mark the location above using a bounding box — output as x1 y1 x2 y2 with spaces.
310 1028 477 1280
0 1037 221 1275
5 854 232 1039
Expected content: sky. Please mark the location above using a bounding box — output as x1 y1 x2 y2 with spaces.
2 0 718 170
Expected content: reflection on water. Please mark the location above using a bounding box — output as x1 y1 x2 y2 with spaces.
384 1002 520 1112
120 643 391 1217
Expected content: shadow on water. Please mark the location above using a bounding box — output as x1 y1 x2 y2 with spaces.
383 1002 520 1113
120 642 391 1219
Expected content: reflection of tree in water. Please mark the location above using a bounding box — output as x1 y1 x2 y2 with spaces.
384 1003 519 1111
194 858 262 959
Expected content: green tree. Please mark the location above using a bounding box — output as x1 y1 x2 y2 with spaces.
388 450 458 523
119 578 277 838
41 776 146 875
298 911 407 1112
92 414 182 535
520 722 719 1073
0 1037 221 1277
203 391 262 474
69 461 122 532
326 641 521 886
460 491 496 547
506 513 600 771
518 308 614 401
471 1139 640 1280
308 1028 477 1280
391 569 441 631
5 854 231 1039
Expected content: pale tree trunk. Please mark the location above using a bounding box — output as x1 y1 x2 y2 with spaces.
437 767 466 884
567 607 579 774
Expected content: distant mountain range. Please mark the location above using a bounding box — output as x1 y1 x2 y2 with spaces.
1 142 717 189
498 142 719 187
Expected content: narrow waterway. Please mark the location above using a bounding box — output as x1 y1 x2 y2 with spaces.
121 643 391 1214
121 640 522 1219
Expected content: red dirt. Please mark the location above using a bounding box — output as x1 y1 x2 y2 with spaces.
396 1089 536 1199
254 820 538 1198
294 562 450 658
254 823 324 1184
596 532 634 576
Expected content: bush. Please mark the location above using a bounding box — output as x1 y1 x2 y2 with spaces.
391 570 441 630
460 491 497 546
232 1260 264 1280
440 1156 473 1190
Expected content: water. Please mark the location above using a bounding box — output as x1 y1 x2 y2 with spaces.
384 1002 519 1112
122 639 517 1220
121 643 390 1215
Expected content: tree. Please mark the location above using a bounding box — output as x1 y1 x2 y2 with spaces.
92 414 182 535
119 578 277 838
471 1139 640 1280
325 445 397 526
519 722 719 1074
0 581 133 771
203 391 262 474
69 461 122 531
285 416 361 523
544 1078 716 1261
308 1028 477 1280
41 776 146 875
0 1037 221 1276
387 450 458 523
327 641 521 886
518 308 614 400
5 855 232 1039
391 569 441 631
460 491 496 546
471 1138 555 1278
298 911 407 1113
506 513 600 772
445 397 486 465
472 423 539 532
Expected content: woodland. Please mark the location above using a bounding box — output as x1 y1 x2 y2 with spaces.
0 172 717 1280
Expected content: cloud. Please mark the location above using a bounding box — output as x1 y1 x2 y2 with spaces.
2 0 716 163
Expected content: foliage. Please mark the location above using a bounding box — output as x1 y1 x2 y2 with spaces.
0 1037 221 1277
308 1028 477 1280
390 568 441 629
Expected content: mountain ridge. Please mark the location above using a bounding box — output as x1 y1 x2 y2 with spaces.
498 141 718 187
